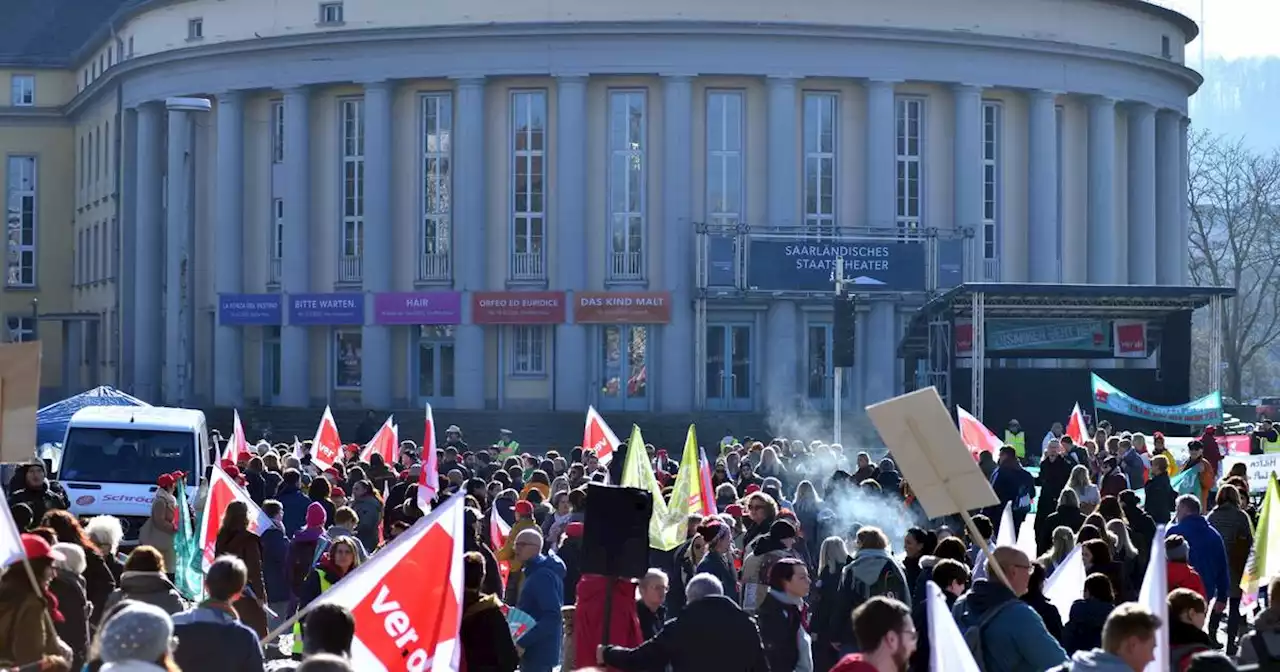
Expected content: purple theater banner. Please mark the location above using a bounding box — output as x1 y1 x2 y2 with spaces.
374 292 462 325
219 294 283 326
289 293 365 325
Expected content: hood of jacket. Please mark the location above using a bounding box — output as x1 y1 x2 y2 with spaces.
953 578 1018 625
1064 649 1134 671
849 548 895 586
120 571 178 595
463 592 504 620
523 552 567 580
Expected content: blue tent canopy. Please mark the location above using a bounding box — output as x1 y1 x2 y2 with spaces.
36 386 150 446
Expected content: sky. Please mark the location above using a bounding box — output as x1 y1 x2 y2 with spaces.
1148 0 1280 61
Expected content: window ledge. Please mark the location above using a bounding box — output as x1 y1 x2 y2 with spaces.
185 36 205 44
4 284 39 292
604 278 650 290
317 21 346 28
333 280 363 291
504 278 549 290
509 372 549 381
413 279 453 289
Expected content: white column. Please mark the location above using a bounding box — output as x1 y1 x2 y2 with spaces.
1155 110 1182 285
133 103 163 402
1087 96 1118 284
866 80 897 229
280 87 312 407
361 80 394 409
452 77 487 409
660 75 695 412
953 84 983 275
1028 90 1060 282
163 98 209 406
766 77 798 227
1127 103 1157 285
554 75 588 411
1179 116 1190 285
764 302 798 410
213 91 245 407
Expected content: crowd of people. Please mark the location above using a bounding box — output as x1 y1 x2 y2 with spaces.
0 416 1275 672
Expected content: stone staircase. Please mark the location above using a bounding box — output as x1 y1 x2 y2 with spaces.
203 406 780 456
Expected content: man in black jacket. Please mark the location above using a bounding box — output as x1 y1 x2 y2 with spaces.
1034 439 1073 554
600 573 768 672
9 461 68 526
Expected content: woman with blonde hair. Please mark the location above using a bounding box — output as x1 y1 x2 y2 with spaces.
810 536 851 671
1106 519 1141 600
1068 464 1101 515
1037 526 1077 576
791 480 822 546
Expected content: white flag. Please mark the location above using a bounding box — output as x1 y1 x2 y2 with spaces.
1043 545 1087 625
996 501 1016 547
1140 525 1169 672
927 580 980 672
0 486 26 568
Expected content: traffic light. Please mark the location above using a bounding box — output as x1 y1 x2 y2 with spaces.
833 292 857 368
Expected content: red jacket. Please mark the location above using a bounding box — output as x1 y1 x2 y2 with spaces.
574 574 643 668
1167 561 1207 600
831 654 880 672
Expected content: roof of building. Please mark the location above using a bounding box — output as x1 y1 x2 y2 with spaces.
0 0 1199 68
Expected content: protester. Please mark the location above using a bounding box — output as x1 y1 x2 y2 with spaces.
269 604 356 671
1206 483 1253 654
513 528 565 672
952 546 1069 671
9 461 69 526
48 542 91 670
1168 495 1231 612
94 602 183 672
756 558 812 672
171 555 266 672
1237 576 1280 665
0 535 72 666
84 516 126 585
259 499 293 629
137 473 182 573
213 500 271 638
41 510 116 627
104 546 187 615
1051 603 1161 671
635 569 668 641
1062 573 1116 653
459 551 520 672
831 596 915 672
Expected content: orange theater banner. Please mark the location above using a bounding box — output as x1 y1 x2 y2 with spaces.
574 291 672 324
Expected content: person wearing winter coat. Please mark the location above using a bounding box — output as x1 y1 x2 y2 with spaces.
459 550 520 672
908 558 969 672
811 536 853 671
834 526 911 652
347 480 383 553
323 507 370 563
104 546 188 615
1062 573 1117 654
49 542 91 670
693 520 738 604
85 516 126 586
171 555 266 672
42 510 116 628
599 573 769 672
286 502 332 604
1238 575 1280 665
755 558 812 672
213 500 270 639
951 546 1069 672
496 500 542 605
8 461 69 526
1166 588 1215 670
0 535 72 666
1164 535 1207 600
1040 489 1087 554
137 473 182 573
1206 484 1252 654
513 529 565 672
740 518 800 613
94 601 185 672
292 538 361 660
258 500 292 629
1167 494 1231 607
1021 562 1064 642
1049 603 1161 672
276 469 313 536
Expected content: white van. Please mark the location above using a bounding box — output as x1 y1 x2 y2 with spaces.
56 406 210 547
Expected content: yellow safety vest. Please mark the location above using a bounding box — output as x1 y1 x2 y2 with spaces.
1005 431 1026 459
497 439 520 461
292 572 333 655
720 436 736 455
1264 436 1280 453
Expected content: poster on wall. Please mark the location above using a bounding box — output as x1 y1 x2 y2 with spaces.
1112 320 1148 358
334 331 363 389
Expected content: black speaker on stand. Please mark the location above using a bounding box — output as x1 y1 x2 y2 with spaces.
582 483 653 647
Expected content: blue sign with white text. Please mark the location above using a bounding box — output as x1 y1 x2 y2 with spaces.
746 239 928 292
289 293 365 325
218 293 282 326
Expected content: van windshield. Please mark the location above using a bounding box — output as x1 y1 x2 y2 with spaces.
60 427 197 485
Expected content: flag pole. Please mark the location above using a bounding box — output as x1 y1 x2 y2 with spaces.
958 509 1013 590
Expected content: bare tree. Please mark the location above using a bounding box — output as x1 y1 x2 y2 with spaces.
1188 130 1280 400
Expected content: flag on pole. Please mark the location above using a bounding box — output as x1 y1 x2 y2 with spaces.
662 425 703 541
310 406 343 470
697 447 717 517
227 409 253 464
419 404 440 510
1042 546 1086 624
293 435 305 462
173 478 203 600
296 491 466 671
360 416 398 464
957 405 1003 460
0 485 26 568
1243 473 1280 605
195 465 273 570
1140 525 1169 672
489 510 512 589
619 425 680 551
1066 403 1088 445
996 501 1015 547
583 405 622 466
927 581 980 672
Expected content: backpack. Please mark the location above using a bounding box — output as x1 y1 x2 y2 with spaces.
851 561 905 604
958 599 1016 671
288 538 321 595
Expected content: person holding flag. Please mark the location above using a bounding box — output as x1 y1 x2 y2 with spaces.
0 534 69 667
291 537 363 660
137 472 183 575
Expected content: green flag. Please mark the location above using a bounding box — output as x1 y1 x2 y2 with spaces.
1242 473 1280 601
174 479 202 600
619 425 682 551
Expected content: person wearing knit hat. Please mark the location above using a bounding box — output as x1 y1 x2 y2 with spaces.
694 520 738 604
97 602 178 671
739 519 800 614
138 467 181 574
496 499 541 604
1166 534 1208 599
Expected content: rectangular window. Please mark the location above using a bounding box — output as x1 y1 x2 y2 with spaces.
96 124 104 182
803 92 837 237
271 198 284 284
98 54 105 75
510 326 546 375
510 90 546 280
110 217 118 278
87 131 94 190
104 120 111 183
107 46 113 68
6 317 34 343
128 37 135 58
270 100 284 164
706 90 744 229
5 156 38 287
419 92 452 281
10 75 34 107
78 136 85 192
895 97 925 240
981 101 1002 262
607 89 646 280
320 2 344 24
339 97 364 282
1162 35 1172 59
187 18 203 40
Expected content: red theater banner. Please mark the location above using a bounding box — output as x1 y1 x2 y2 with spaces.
471 291 567 324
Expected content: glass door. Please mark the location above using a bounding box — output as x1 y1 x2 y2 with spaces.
705 324 753 411
262 326 280 405
599 324 649 411
806 324 848 411
414 326 456 406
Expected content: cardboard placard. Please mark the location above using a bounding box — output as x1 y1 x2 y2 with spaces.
0 341 41 464
864 387 999 519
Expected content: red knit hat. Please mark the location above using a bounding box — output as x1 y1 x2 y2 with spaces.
725 504 745 518
565 522 585 538
744 484 761 495
331 486 346 499
514 500 534 516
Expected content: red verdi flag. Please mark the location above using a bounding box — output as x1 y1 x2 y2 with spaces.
300 491 466 671
310 405 343 470
1066 403 1088 445
361 416 398 464
419 404 440 509
583 405 621 466
228 409 253 464
196 465 272 570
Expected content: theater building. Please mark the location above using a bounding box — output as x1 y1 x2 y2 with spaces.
3 0 1200 412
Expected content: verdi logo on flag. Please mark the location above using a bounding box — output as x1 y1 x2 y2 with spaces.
1091 373 1223 425
196 466 273 570
311 405 343 469
584 405 621 466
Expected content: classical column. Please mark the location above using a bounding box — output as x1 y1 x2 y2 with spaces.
1179 116 1191 285
1087 97 1118 284
660 75 695 412
553 75 589 411
361 80 394 409
1127 103 1158 285
766 77 798 227
452 77 487 410
132 103 163 402
1155 110 1182 285
866 80 899 406
280 87 312 407
1028 90 1060 282
213 91 245 407
163 98 209 407
764 301 798 411
953 84 983 274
